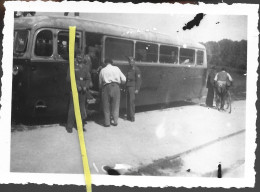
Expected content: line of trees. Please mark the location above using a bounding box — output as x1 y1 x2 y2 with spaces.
202 39 247 71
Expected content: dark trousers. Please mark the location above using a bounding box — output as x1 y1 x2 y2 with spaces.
102 83 120 126
67 92 87 129
127 86 135 120
206 86 214 107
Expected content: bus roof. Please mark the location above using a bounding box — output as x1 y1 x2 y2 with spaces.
14 15 205 50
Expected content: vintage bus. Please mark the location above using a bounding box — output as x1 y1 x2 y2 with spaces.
12 15 207 121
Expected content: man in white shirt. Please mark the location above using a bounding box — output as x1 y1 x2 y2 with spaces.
99 59 126 127
214 67 233 87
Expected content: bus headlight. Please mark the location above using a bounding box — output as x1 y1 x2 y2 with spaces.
13 65 19 75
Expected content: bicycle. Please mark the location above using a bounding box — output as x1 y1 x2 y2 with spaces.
215 82 232 113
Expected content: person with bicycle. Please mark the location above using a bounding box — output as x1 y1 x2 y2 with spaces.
214 67 233 110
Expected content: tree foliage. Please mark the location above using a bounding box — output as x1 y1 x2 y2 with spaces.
202 39 247 71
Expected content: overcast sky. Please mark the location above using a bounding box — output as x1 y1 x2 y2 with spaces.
37 12 247 43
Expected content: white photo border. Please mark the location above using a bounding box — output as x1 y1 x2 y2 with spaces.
0 1 258 188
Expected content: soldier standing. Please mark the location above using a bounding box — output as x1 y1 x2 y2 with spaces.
83 48 94 115
99 59 126 127
66 50 92 133
126 57 142 122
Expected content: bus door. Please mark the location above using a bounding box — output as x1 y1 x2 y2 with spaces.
29 28 81 117
29 28 59 116
56 30 82 115
85 32 103 92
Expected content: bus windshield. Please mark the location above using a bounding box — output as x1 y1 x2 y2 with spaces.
14 30 29 55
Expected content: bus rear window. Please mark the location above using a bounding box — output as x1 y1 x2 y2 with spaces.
159 45 178 64
196 50 204 65
135 42 158 63
14 30 29 54
179 48 195 65
105 37 134 61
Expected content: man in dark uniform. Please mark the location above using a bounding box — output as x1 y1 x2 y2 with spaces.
83 48 95 115
99 59 126 127
206 65 217 107
126 56 142 122
66 50 92 133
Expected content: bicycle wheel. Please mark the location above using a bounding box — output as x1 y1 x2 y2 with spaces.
215 94 221 111
224 91 231 113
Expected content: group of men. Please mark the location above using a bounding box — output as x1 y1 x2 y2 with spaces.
206 66 233 108
66 50 141 133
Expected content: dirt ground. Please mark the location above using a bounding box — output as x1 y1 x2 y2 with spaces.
10 70 247 176
11 99 246 177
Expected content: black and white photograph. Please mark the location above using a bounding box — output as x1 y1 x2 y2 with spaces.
0 1 258 188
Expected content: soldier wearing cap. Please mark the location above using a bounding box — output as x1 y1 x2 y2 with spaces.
126 56 142 122
99 59 126 127
66 50 92 133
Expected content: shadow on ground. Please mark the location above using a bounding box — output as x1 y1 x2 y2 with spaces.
11 86 246 132
11 101 195 131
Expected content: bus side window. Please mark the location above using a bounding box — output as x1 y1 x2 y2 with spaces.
196 50 204 65
135 42 158 63
159 45 178 64
85 32 103 70
57 31 81 60
57 31 69 60
105 37 134 61
179 48 195 65
35 30 53 57
14 30 29 55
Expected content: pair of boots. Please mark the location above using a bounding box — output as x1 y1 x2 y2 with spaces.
66 120 87 133
127 116 135 122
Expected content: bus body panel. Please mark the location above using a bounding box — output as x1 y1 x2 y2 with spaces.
116 64 206 108
28 59 69 117
13 58 70 118
12 58 30 118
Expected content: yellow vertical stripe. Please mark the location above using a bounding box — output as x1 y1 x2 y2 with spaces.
69 26 92 192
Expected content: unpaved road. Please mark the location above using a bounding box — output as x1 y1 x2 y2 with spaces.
11 100 246 177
